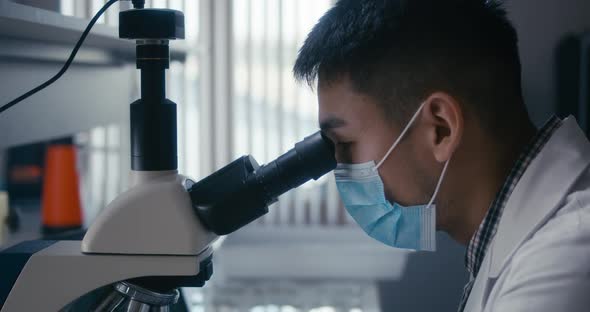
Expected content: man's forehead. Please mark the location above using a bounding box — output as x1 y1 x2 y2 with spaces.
318 88 356 133
318 78 359 114
318 80 380 122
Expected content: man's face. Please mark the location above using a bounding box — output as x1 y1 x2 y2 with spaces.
318 77 436 206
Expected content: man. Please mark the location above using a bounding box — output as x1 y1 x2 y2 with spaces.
293 0 590 311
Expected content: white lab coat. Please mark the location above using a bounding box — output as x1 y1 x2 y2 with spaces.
464 117 590 312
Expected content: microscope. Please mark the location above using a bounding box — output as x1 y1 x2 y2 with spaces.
0 1 336 311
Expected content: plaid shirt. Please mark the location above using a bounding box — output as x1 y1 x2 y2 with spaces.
457 116 563 312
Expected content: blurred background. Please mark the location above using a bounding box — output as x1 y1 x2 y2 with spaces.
0 0 589 311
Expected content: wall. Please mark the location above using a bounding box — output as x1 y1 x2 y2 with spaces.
12 0 60 11
0 44 135 148
507 0 590 125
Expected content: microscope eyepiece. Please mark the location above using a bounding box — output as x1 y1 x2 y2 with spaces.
253 131 336 201
189 131 336 235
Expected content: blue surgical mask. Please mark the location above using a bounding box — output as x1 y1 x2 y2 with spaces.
334 103 450 251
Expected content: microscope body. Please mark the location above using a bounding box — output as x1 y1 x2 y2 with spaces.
1 7 210 311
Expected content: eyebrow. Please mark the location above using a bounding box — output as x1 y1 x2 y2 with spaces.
319 117 347 132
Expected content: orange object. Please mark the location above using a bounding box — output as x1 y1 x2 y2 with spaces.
41 143 83 233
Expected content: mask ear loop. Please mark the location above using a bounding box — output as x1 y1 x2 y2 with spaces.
374 102 427 170
425 157 451 210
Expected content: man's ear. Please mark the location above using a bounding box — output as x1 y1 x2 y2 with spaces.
421 92 463 163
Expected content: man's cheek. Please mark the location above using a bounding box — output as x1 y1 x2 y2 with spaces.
354 143 380 163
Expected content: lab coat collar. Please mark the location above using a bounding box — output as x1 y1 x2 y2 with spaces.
488 117 590 278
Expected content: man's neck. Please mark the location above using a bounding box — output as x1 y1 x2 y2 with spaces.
449 120 537 245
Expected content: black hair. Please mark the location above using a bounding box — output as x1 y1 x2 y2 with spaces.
294 0 527 130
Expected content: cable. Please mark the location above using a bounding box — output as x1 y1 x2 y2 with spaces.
0 0 119 115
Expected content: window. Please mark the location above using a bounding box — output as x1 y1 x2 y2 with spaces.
231 0 346 227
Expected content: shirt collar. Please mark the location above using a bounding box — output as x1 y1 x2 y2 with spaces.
464 116 563 278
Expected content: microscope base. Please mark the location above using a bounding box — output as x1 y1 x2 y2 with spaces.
0 240 212 312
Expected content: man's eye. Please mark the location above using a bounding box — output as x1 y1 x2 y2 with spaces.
336 142 354 152
335 142 354 163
